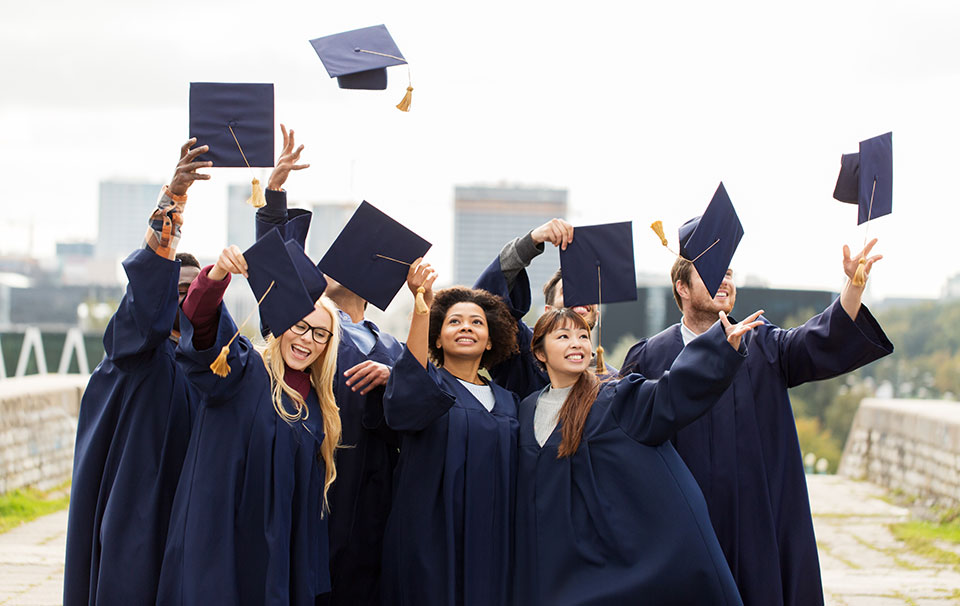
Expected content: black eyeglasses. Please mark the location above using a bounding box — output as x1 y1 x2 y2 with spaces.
289 321 334 344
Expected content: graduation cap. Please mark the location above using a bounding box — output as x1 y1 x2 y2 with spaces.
832 132 892 285
559 221 637 373
650 182 744 299
833 132 893 225
189 82 275 208
317 201 431 312
209 230 322 377
309 25 414 111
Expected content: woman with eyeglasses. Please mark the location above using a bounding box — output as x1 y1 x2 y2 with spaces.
157 242 342 606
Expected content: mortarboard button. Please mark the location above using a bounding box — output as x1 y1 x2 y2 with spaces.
309 25 414 111
317 201 431 311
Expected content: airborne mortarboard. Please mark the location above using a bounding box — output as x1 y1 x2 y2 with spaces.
650 182 743 299
309 25 414 111
189 82 274 208
559 221 636 373
318 201 431 311
833 132 893 225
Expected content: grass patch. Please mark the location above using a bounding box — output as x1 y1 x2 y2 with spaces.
851 534 922 570
0 484 70 534
890 521 960 568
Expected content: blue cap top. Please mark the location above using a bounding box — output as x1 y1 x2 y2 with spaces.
678 182 744 299
189 82 274 168
559 221 637 308
309 25 407 90
317 201 431 311
833 132 893 225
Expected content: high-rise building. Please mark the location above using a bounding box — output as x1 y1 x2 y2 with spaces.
96 181 163 260
453 184 568 312
227 184 257 251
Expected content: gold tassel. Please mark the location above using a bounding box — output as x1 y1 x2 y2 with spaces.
595 345 606 374
650 221 669 247
246 178 266 208
396 86 413 112
415 286 429 315
852 258 868 287
209 345 232 377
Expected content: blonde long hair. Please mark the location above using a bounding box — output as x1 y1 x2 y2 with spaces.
259 296 342 509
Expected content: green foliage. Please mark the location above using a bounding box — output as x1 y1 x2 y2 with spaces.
794 417 842 473
0 484 70 534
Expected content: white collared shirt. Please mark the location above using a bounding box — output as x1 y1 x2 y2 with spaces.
679 316 700 347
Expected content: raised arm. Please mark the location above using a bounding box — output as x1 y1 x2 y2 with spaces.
613 311 762 445
103 139 211 360
382 260 456 431
767 239 892 387
255 124 312 243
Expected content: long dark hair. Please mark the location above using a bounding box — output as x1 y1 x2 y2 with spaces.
530 308 600 458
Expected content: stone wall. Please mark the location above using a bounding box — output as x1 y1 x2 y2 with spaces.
0 375 87 494
839 398 960 506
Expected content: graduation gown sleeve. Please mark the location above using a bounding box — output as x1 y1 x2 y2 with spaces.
383 347 456 431
64 248 196 606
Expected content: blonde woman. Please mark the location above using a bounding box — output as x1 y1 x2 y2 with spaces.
157 242 342 606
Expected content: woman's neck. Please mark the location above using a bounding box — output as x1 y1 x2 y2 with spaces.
545 367 580 390
442 356 483 385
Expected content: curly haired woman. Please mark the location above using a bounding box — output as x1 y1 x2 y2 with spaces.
380 259 520 606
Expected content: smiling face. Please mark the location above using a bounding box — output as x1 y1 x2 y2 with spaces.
535 321 593 384
279 305 332 371
545 279 598 329
436 302 491 363
682 268 736 316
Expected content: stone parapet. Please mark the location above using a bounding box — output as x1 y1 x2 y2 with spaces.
839 398 960 506
0 375 87 494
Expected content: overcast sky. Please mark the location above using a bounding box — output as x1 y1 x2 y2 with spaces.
2 0 958 300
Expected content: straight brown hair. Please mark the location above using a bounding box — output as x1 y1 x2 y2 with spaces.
530 308 600 458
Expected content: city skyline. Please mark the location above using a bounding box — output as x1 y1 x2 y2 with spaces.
3 1 959 300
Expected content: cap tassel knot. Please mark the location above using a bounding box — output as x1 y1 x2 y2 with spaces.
396 86 413 112
415 286 429 314
595 345 606 374
852 258 868 287
210 345 232 377
247 178 266 208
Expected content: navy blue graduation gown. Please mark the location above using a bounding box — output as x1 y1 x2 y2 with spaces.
325 312 403 606
381 348 519 606
620 299 893 606
64 249 197 606
157 305 330 606
515 322 745 606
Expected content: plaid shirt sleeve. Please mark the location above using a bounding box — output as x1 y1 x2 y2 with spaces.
142 186 186 260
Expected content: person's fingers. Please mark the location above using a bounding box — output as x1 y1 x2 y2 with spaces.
742 309 764 324
843 244 852 264
280 124 288 149
180 160 213 173
292 163 310 171
188 172 212 181
292 144 304 159
861 237 878 259
346 363 374 386
180 138 196 158
425 272 438 289
719 310 731 330
407 258 422 280
182 144 209 163
559 221 574 250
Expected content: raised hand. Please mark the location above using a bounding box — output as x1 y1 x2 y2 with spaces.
267 124 310 191
406 257 438 308
531 218 574 251
843 238 883 285
209 245 248 281
719 309 764 351
168 138 212 196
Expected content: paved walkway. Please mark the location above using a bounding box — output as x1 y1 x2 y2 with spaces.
1 476 959 605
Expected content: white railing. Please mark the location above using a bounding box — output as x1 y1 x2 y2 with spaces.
0 327 91 379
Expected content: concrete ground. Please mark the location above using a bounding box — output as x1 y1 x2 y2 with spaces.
1 476 958 605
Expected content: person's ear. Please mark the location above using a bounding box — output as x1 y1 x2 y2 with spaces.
676 280 690 300
534 349 546 364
